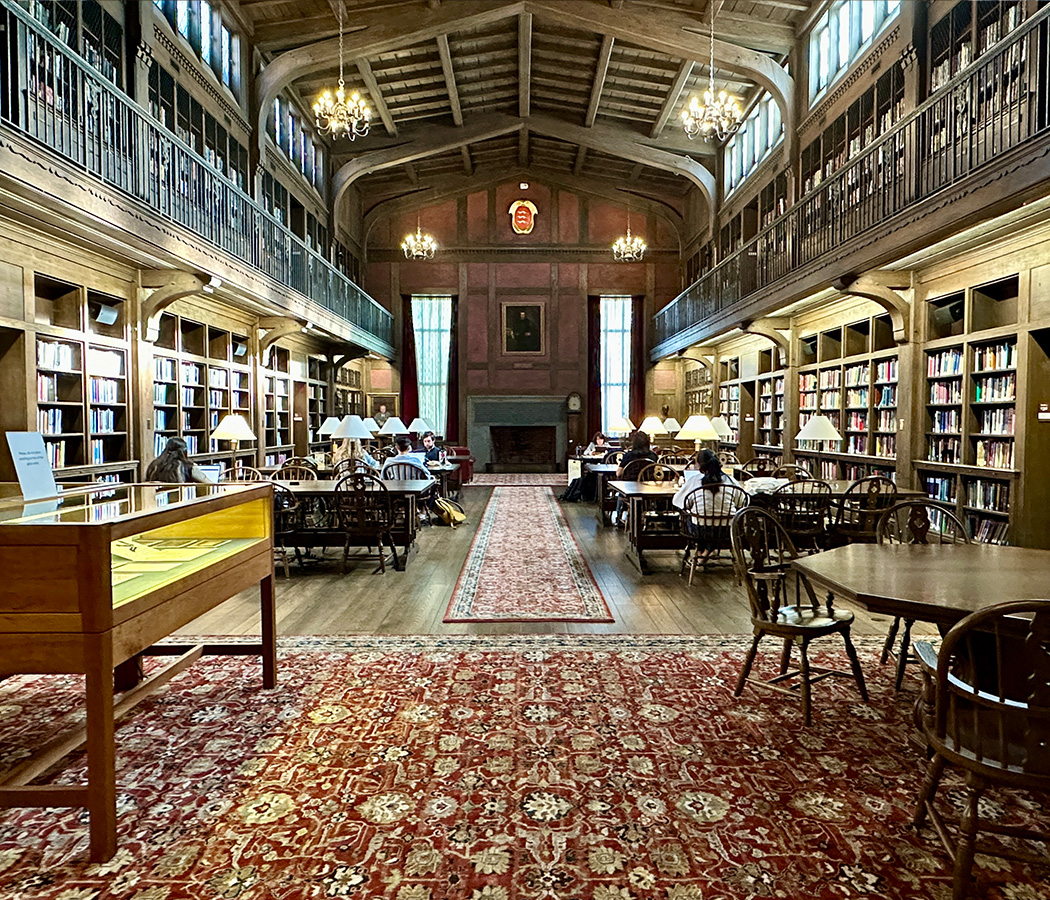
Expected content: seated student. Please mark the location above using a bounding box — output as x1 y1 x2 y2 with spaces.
584 432 608 455
616 430 658 477
333 438 380 471
381 436 434 480
672 449 743 509
145 437 211 484
419 431 443 462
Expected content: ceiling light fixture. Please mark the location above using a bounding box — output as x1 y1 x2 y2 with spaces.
313 6 371 140
612 209 646 262
681 0 742 142
401 217 437 260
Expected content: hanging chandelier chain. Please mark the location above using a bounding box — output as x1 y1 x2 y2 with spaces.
337 4 344 87
681 0 740 142
313 2 371 140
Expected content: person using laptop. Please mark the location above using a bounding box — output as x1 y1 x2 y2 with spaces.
381 437 434 480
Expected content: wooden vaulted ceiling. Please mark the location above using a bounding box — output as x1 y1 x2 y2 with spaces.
229 0 815 226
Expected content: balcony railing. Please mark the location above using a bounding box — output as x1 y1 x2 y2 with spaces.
655 4 1050 356
0 2 393 354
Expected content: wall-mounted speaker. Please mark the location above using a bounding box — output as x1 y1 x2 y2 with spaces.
92 303 119 325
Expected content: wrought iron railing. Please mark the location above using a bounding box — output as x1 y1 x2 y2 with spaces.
654 5 1050 355
0 2 393 353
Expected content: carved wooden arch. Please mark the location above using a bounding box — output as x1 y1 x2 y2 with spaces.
832 272 912 344
259 317 305 365
140 270 208 343
741 318 790 368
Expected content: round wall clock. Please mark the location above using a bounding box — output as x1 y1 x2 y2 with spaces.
567 391 583 413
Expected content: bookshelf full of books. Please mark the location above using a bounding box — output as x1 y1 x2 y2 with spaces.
755 374 785 450
306 357 329 450
263 346 293 466
333 364 364 420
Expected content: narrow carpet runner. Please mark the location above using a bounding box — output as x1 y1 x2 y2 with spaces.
469 474 568 487
444 486 613 623
0 635 1043 900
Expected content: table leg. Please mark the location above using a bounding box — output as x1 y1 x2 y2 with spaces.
628 496 650 574
596 473 609 528
113 654 143 692
85 635 116 862
260 571 276 689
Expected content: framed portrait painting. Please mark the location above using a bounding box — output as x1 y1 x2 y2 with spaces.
501 302 545 355
368 394 399 428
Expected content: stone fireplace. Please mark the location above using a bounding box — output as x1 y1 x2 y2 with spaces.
467 396 567 472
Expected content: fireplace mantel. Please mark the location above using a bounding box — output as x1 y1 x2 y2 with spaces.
467 395 567 471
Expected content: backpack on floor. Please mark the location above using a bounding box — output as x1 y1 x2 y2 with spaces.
434 497 467 527
560 478 584 502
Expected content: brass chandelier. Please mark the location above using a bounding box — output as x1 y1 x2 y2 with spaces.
612 210 646 262
313 7 371 140
681 1 742 142
401 218 437 260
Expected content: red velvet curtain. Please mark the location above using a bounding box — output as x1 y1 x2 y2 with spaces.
400 295 419 424
629 294 646 426
587 295 602 440
446 296 460 442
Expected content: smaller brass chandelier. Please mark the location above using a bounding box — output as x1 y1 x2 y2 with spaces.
681 2 742 142
313 8 371 140
612 211 646 262
401 218 437 260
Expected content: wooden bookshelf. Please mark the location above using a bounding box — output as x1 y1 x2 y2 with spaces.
333 364 363 419
263 346 293 466
684 364 712 416
150 313 255 468
29 274 136 482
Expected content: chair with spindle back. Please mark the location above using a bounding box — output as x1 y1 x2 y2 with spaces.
679 483 749 584
717 450 740 467
911 599 1050 900
273 464 317 482
771 479 832 552
830 475 897 544
601 449 624 466
333 472 398 574
271 481 301 577
281 456 318 470
772 463 812 482
219 465 264 482
877 501 971 690
729 507 868 725
740 456 777 478
637 462 679 485
658 453 691 467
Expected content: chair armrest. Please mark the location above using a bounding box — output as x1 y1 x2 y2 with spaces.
914 640 938 675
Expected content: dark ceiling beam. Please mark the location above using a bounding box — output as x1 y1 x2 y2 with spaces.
518 12 532 118
436 34 464 126
255 0 524 155
362 165 685 241
460 145 473 174
214 0 254 38
356 58 398 136
518 128 529 167
526 0 797 159
650 60 692 139
252 16 341 49
404 162 418 184
584 34 614 127
573 146 587 176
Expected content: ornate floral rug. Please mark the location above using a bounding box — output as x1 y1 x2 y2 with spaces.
1 635 1046 900
469 475 568 487
444 487 613 623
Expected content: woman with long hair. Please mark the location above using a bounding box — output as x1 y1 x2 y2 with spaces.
144 437 210 483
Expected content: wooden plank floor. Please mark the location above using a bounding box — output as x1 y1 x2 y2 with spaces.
177 485 921 639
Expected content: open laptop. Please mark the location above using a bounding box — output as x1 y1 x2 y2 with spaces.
197 463 224 484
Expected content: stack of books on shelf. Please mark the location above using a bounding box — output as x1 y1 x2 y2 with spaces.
973 373 1016 402
975 439 1014 469
974 341 1017 370
38 340 76 370
969 518 1009 545
976 407 1015 435
924 474 956 503
89 409 115 434
89 377 119 404
966 478 1010 513
155 358 176 381
37 374 59 402
45 440 66 468
37 408 63 434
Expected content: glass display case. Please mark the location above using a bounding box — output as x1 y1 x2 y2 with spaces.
0 481 275 862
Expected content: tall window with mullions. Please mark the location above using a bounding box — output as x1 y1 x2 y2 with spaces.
412 296 454 436
600 296 632 435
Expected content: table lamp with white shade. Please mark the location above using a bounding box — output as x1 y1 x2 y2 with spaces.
638 416 668 443
318 415 340 451
210 413 257 456
676 414 720 454
662 416 682 434
407 417 432 436
609 416 635 440
361 417 380 434
378 416 409 442
794 414 843 448
709 416 734 442
332 414 374 442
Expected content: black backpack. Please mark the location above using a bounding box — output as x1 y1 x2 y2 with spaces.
560 478 584 502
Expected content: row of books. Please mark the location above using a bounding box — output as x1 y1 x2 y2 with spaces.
976 407 1015 436
969 517 1009 545
927 436 962 463
966 479 1011 512
845 435 867 454
181 387 200 406
818 369 841 389
820 390 840 408
875 359 898 382
181 363 203 386
975 439 1014 469
37 408 64 434
155 358 176 381
38 340 77 371
209 369 229 388
88 376 120 404
845 412 867 432
154 410 169 430
89 409 116 434
930 409 961 434
876 410 897 432
929 381 962 405
973 373 1015 402
799 374 817 391
846 388 868 408
36 373 71 403
43 438 68 468
843 365 868 387
973 341 1017 372
928 348 964 377
873 436 896 458
924 475 956 503
876 385 897 408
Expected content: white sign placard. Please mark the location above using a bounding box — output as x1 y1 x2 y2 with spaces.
6 432 58 501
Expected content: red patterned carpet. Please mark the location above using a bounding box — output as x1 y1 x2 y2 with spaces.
0 635 1046 900
444 486 613 623
470 474 568 487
